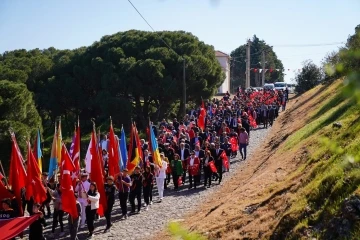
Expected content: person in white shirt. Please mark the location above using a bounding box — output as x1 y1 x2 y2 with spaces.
155 153 168 202
86 182 100 238
75 172 90 228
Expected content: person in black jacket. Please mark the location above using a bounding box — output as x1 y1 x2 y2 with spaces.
241 117 250 137
104 176 116 232
211 143 224 184
178 143 190 183
142 166 154 211
129 167 143 214
29 203 46 240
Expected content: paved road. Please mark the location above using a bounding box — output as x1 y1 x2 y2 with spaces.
40 126 271 240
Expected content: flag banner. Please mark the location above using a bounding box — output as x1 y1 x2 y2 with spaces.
127 124 141 173
0 180 13 205
209 161 217 173
33 129 42 174
71 122 81 187
8 133 27 216
0 215 39 239
230 137 238 152
26 142 47 204
197 100 206 130
90 131 107 216
120 127 128 170
220 151 229 171
108 121 120 178
149 122 163 168
61 143 78 219
48 125 58 180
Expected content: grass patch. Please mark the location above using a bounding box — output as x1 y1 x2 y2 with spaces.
273 80 360 239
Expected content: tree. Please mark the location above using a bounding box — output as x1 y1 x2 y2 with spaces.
230 35 284 89
0 30 225 142
37 30 224 129
295 60 322 94
0 80 42 171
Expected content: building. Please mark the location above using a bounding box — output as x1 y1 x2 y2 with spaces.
215 50 231 94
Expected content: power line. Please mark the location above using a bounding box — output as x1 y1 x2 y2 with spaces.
272 42 345 47
127 0 181 58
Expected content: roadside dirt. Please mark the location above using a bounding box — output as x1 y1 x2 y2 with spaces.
157 86 329 239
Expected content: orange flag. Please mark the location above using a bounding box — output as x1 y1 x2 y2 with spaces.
26 142 47 204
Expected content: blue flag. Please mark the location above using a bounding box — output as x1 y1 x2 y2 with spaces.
120 127 128 170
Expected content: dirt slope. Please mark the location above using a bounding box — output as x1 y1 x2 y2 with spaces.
161 83 339 240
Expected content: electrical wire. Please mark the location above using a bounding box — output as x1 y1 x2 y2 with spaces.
127 0 181 58
272 42 345 47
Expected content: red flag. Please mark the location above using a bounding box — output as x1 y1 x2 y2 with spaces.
90 131 107 216
229 137 239 152
108 121 120 177
8 133 27 216
208 161 217 173
0 180 13 205
197 100 206 130
72 121 81 187
220 151 229 171
0 215 39 239
61 143 79 219
0 172 3 181
26 142 47 204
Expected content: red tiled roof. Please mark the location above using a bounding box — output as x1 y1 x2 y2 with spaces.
215 50 230 57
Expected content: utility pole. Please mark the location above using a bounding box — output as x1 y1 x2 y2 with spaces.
183 58 186 117
245 39 251 89
261 51 266 86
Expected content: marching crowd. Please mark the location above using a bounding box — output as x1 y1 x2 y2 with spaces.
0 87 289 240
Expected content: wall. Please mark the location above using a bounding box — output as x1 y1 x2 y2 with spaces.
216 56 230 93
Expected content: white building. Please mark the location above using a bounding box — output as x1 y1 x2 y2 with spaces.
215 50 231 94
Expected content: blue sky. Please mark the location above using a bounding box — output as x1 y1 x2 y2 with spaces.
0 0 359 82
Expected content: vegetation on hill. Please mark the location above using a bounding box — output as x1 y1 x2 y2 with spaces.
0 30 225 170
272 24 360 240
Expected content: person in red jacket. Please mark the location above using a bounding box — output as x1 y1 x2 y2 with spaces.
187 151 200 189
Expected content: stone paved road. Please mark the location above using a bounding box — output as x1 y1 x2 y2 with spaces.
40 126 271 240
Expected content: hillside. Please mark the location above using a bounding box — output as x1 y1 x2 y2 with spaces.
166 79 360 239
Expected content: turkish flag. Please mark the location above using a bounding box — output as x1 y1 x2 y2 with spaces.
61 143 78 219
0 180 13 207
108 123 120 178
71 122 81 187
0 215 39 240
230 137 238 152
8 133 27 216
26 142 47 204
220 151 229 170
90 131 107 216
197 100 206 130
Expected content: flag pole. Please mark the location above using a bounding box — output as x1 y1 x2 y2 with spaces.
0 159 8 186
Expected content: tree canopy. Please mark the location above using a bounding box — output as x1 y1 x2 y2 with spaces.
295 60 322 94
0 30 225 165
230 35 284 89
0 80 42 168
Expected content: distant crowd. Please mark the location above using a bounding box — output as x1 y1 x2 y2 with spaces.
0 87 289 240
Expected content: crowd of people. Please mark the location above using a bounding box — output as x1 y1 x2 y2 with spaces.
0 87 289 240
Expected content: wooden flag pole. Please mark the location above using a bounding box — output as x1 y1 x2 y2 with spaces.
0 159 8 186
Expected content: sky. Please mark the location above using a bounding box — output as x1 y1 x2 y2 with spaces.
0 0 359 83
